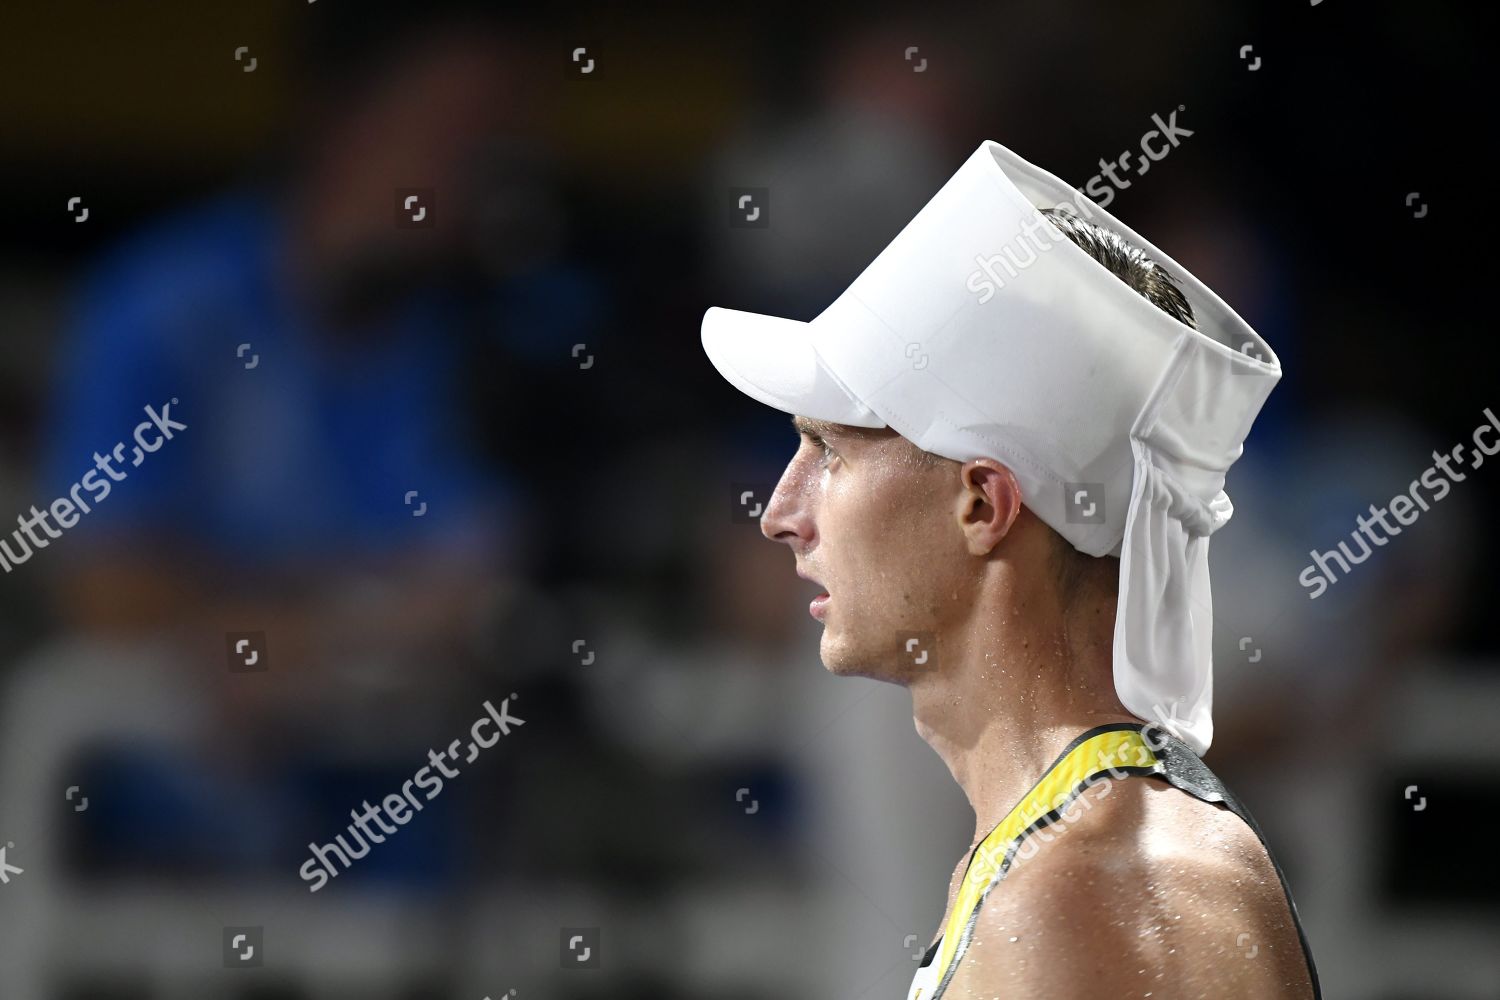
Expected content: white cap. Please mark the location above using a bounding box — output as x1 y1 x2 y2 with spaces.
701 139 1279 756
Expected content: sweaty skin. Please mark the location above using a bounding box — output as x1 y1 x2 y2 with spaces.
935 779 1313 998
760 416 1314 999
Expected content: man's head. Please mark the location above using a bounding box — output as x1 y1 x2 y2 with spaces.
709 139 1280 753
760 209 1199 684
286 3 546 323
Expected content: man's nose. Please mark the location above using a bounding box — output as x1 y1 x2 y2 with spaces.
759 465 813 547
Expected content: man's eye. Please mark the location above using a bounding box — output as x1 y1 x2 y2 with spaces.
809 436 836 463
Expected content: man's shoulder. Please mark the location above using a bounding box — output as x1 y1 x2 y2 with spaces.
1000 774 1287 922
947 775 1315 998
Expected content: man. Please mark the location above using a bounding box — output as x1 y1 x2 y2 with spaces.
700 141 1320 998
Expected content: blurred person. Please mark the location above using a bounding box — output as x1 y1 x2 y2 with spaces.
22 3 604 793
7 0 573 924
38 9 549 677
700 141 1320 997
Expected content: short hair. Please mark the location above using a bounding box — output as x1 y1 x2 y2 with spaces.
1039 207 1198 330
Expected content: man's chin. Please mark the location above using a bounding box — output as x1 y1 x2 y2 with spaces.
818 634 904 683
821 657 871 679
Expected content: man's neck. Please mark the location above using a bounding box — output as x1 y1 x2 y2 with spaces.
908 574 1138 849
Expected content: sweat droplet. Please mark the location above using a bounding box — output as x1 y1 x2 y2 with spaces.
1008 935 1018 943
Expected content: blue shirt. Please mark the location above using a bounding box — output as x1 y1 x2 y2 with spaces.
44 186 516 569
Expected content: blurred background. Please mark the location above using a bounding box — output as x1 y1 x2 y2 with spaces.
0 1 1495 998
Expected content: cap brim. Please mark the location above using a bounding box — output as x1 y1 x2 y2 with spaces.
700 306 885 428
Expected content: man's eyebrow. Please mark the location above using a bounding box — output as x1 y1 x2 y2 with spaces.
791 415 840 438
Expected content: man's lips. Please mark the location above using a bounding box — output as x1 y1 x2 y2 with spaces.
797 568 830 619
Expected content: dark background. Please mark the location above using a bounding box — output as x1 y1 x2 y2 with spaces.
0 2 1496 998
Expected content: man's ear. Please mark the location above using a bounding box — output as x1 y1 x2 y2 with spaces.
957 459 1023 555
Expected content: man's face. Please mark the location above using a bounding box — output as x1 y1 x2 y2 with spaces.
760 415 973 683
